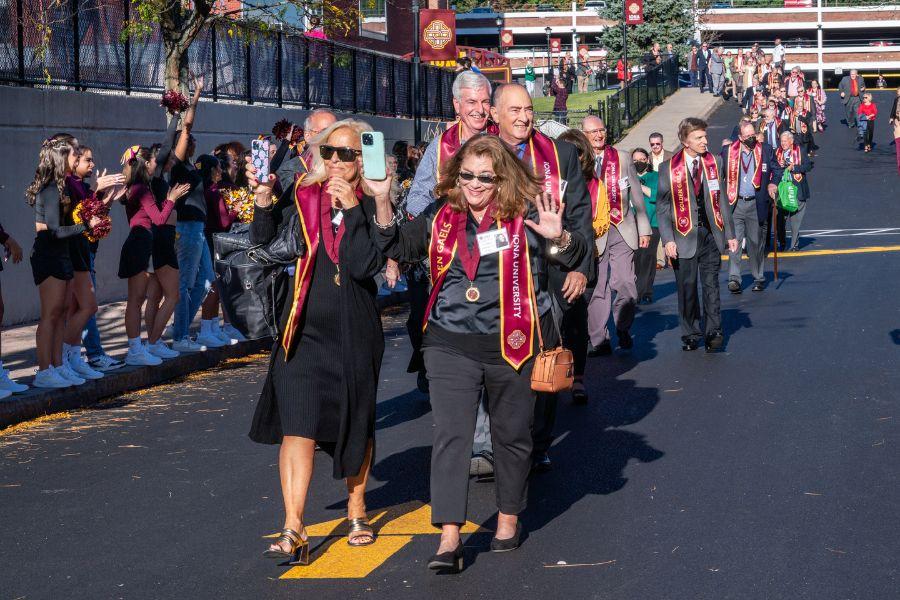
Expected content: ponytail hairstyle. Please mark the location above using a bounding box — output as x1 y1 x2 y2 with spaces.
25 133 79 207
195 154 221 189
122 145 152 191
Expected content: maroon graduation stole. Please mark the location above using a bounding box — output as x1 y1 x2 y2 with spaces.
669 150 724 236
776 145 804 183
598 146 623 225
522 130 563 206
725 140 762 205
423 203 536 370
280 183 359 356
436 121 500 177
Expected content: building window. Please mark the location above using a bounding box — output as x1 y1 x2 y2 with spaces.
360 0 387 40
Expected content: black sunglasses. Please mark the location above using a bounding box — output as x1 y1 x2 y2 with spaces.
320 145 361 162
459 171 497 185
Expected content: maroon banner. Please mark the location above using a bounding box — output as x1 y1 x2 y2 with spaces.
625 0 644 25
501 29 514 48
550 38 562 53
420 9 457 62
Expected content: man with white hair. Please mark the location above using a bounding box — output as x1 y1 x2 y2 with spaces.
405 70 495 216
274 108 337 193
769 130 812 252
838 69 866 128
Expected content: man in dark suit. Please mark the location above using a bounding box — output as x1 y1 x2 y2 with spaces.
657 118 738 352
720 121 775 293
741 76 761 114
491 83 594 471
769 130 813 252
697 42 711 94
838 69 866 128
649 132 674 172
760 107 787 149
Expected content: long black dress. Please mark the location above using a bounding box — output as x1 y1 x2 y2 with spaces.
248 187 385 480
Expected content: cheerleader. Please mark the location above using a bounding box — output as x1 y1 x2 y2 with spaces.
26 134 102 388
119 146 189 365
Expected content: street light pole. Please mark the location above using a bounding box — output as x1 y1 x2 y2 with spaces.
622 0 632 126
412 0 421 145
496 17 503 53
545 26 552 91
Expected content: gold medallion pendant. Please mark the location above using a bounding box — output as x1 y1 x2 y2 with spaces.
465 285 480 302
334 266 341 287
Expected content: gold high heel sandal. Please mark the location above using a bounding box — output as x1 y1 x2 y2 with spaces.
347 518 376 547
263 527 310 565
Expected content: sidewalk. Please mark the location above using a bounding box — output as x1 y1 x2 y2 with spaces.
618 87 724 153
1 292 408 430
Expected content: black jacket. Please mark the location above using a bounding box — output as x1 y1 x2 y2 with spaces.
720 142 776 224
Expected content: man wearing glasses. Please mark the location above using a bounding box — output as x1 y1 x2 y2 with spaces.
581 116 651 356
275 108 337 195
648 132 673 172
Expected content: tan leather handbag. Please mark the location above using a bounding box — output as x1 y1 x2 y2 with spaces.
529 285 574 393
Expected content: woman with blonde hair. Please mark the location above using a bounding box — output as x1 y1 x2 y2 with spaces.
246 119 386 565
373 135 587 572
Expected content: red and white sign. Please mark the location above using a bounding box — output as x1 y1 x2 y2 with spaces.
784 0 813 7
550 38 562 53
501 29 514 48
420 9 457 61
625 0 644 25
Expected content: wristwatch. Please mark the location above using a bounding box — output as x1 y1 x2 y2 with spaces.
549 229 572 255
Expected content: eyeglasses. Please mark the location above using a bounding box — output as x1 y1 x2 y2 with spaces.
649 142 663 147
459 171 497 185
320 145 361 162
583 128 606 135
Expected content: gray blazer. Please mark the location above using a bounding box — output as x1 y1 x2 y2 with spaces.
838 76 866 105
656 151 735 259
593 147 651 255
709 52 725 75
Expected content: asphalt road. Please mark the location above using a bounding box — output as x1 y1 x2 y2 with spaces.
1 92 898 600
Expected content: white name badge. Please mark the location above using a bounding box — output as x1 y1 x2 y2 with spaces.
476 228 511 256
331 211 344 227
761 163 768 172
707 179 721 192
618 177 630 190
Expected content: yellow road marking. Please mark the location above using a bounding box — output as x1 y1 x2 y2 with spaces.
266 501 487 580
721 244 900 260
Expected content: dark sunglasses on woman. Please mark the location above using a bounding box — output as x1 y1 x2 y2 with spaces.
458 171 497 185
320 145 362 162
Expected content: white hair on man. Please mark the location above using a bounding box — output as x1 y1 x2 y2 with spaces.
304 108 336 131
780 130 794 142
451 70 492 101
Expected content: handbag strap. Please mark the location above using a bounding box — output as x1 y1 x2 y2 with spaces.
527 268 566 353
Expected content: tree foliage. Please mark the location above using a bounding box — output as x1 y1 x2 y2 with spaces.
596 0 699 61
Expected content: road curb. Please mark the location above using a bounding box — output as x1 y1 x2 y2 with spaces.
1 291 411 432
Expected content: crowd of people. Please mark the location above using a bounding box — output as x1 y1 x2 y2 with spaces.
2 53 894 571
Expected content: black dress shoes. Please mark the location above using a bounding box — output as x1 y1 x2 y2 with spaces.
617 329 633 349
428 542 464 572
727 280 742 294
640 294 653 304
532 453 552 473
752 281 765 292
572 386 588 406
588 341 612 357
490 522 524 553
705 332 725 352
682 338 700 351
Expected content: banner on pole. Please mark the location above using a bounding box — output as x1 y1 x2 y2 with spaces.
625 0 644 25
420 9 457 61
501 30 514 48
550 38 562 53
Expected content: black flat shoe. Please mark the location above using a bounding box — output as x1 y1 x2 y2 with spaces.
752 281 765 292
532 453 552 473
617 329 633 350
727 280 742 294
428 542 464 572
682 338 700 351
705 332 724 352
490 522 523 553
588 341 612 357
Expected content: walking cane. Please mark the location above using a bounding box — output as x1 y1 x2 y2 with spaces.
771 202 779 281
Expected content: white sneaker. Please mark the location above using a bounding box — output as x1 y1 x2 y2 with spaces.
125 346 163 366
88 354 125 371
33 368 71 389
67 350 104 380
0 370 29 394
172 338 207 353
55 364 86 386
196 332 226 349
0 388 11 400
221 323 247 342
148 341 180 359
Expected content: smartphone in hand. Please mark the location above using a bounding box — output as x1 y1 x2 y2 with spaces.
251 138 271 182
360 132 386 181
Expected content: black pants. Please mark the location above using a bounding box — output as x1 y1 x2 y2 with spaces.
862 120 875 147
532 309 564 458
634 227 661 299
405 273 430 374
698 68 710 92
766 208 787 251
424 344 536 525
672 226 722 342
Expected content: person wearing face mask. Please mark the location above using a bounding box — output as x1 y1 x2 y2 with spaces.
631 149 660 304
657 118 738 352
580 115 651 355
721 122 775 293
490 83 594 472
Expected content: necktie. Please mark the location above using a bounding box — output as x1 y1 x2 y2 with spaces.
595 155 604 178
690 159 702 197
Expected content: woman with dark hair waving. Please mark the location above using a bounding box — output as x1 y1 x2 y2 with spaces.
372 135 586 572
26 134 104 388
246 119 386 566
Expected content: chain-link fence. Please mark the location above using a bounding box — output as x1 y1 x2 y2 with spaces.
0 0 455 120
